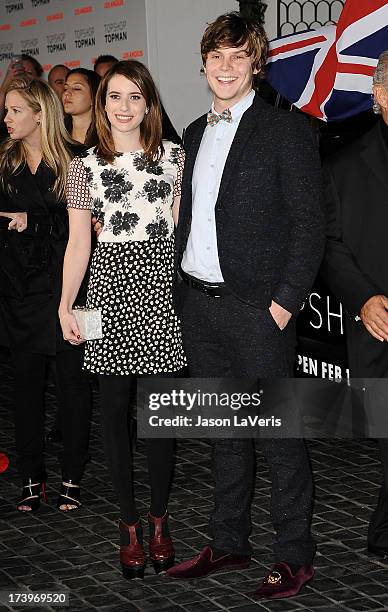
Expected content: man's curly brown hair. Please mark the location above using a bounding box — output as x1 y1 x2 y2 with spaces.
201 12 269 80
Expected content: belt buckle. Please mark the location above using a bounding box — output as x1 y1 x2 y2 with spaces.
205 284 222 298
201 283 211 297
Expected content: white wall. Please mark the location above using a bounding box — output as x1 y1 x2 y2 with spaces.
264 0 279 39
146 0 237 136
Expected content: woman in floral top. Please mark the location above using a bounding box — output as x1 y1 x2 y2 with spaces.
59 61 185 579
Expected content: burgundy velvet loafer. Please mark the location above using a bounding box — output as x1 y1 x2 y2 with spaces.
253 562 314 599
166 545 251 579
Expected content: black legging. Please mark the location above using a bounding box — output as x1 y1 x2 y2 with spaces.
98 374 175 524
12 347 91 481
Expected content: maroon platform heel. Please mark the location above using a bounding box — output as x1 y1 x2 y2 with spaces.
148 511 175 573
119 518 146 579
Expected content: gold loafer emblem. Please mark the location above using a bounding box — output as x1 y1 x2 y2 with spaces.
267 570 282 585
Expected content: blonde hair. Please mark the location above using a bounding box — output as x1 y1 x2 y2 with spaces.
0 78 75 199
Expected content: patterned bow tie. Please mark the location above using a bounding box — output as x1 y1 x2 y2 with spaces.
207 108 232 126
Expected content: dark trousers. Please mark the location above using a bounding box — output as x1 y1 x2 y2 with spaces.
180 286 315 565
12 347 91 481
346 319 388 550
98 374 176 524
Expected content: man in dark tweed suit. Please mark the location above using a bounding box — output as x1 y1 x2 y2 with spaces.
166 12 324 599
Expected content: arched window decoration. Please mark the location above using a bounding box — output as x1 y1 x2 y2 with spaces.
315 0 330 24
278 0 345 36
304 1 320 25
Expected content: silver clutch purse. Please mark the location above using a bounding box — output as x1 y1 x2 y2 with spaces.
72 307 103 341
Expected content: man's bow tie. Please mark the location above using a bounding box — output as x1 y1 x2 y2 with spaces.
207 108 232 126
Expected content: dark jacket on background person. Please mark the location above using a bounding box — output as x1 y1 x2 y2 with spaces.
322 120 388 319
321 118 388 554
0 146 88 354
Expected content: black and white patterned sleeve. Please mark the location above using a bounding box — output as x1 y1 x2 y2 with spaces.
66 157 93 210
172 146 185 199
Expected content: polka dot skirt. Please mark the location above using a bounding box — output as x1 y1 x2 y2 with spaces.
84 235 186 375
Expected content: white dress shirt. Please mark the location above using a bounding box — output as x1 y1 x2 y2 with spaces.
181 89 255 282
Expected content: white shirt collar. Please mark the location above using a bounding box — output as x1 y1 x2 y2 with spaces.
211 89 255 122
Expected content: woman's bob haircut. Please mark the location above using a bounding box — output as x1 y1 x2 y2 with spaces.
95 60 164 163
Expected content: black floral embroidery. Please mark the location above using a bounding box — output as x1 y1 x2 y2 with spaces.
133 153 163 176
109 211 139 236
101 169 133 203
84 165 93 185
145 218 169 239
169 147 181 166
92 197 105 223
143 179 171 203
100 168 118 185
97 156 108 167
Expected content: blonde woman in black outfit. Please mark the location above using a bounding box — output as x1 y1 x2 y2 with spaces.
0 78 91 513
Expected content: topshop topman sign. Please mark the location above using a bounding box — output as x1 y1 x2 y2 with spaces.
0 0 148 78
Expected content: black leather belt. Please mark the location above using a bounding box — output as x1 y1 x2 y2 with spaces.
181 270 231 298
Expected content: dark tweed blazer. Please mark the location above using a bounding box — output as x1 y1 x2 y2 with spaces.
175 94 324 315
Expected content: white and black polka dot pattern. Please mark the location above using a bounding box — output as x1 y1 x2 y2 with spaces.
84 236 186 375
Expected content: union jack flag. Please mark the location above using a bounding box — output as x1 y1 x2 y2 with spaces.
266 0 388 121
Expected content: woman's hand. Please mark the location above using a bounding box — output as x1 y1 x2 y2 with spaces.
4 60 26 81
59 308 85 345
0 60 26 93
0 212 27 232
91 216 103 237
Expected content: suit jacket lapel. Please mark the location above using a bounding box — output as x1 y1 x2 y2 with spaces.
360 122 388 193
183 115 207 184
178 115 207 250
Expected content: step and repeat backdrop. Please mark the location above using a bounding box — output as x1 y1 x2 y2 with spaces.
0 0 148 79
